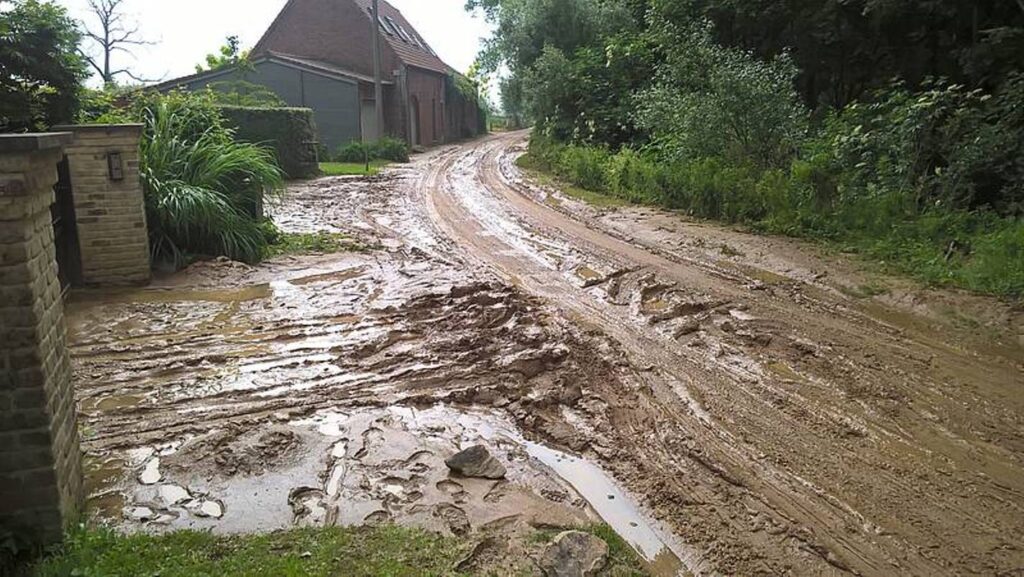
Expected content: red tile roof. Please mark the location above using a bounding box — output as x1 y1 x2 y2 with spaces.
255 0 452 77
351 0 451 74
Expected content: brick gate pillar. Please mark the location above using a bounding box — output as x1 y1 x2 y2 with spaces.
0 133 83 545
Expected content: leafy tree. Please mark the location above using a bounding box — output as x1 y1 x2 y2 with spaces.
197 35 250 73
655 0 1024 108
468 0 648 146
0 0 89 131
636 20 807 169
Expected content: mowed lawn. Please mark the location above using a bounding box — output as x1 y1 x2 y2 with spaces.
319 161 391 176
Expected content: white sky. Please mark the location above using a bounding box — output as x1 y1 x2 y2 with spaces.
57 0 494 89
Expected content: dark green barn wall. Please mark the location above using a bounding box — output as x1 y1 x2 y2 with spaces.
176 60 362 151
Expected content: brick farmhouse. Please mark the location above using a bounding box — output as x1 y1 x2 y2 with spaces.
158 0 485 151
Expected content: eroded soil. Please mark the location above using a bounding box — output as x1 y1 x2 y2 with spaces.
71 134 1024 576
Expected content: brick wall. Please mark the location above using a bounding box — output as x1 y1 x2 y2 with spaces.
0 133 83 546
55 125 150 287
407 68 445 146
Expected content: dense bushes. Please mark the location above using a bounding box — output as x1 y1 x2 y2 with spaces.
218 105 319 179
332 137 410 164
637 22 808 169
137 92 283 266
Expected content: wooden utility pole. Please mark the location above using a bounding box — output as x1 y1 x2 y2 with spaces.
371 0 385 140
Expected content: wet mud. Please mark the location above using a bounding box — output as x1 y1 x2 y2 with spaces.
70 137 1024 576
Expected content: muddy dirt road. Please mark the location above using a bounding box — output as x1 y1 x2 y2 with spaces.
71 132 1023 576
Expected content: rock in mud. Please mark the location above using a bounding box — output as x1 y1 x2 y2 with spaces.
445 445 507 479
538 531 609 577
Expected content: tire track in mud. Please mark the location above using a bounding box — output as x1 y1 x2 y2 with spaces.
416 133 1024 576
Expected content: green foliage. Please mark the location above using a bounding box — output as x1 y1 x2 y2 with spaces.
218 105 319 179
206 81 286 107
525 132 1024 297
0 0 89 131
637 20 807 169
333 137 410 163
647 0 1024 109
264 231 364 258
196 35 251 73
446 72 489 139
137 91 284 266
468 0 646 137
76 86 134 124
476 0 1024 297
31 525 468 577
319 161 389 177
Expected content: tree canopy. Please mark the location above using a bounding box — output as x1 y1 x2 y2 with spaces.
0 0 89 131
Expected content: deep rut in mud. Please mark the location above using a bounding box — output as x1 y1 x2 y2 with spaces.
70 135 1023 577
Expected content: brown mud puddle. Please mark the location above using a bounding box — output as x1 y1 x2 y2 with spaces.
71 138 1024 577
70 171 691 576
423 133 1024 576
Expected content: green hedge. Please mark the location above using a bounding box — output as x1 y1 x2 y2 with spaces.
333 137 410 163
217 105 319 179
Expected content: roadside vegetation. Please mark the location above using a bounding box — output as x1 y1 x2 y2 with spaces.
319 137 410 176
134 92 284 267
263 231 367 257
332 137 411 164
469 0 1024 298
24 523 647 577
85 89 284 267
320 160 391 177
30 525 468 577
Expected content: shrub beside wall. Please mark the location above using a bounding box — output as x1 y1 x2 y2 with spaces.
333 137 410 163
218 106 319 179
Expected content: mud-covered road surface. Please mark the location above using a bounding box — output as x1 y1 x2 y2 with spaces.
71 132 1023 576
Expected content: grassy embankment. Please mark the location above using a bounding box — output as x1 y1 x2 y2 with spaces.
520 137 1024 299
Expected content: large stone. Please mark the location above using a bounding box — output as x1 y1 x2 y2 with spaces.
444 445 507 479
538 531 609 577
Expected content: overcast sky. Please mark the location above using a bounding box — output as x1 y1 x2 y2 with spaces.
57 0 494 88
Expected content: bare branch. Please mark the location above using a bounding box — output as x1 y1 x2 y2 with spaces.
111 25 152 46
80 51 105 78
110 68 161 84
81 0 152 83
83 30 107 44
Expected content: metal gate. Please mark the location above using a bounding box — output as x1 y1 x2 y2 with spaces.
51 155 81 293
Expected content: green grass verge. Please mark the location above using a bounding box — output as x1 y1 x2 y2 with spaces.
30 525 468 577
263 231 366 258
320 161 390 177
24 524 650 577
516 155 630 208
518 146 1024 298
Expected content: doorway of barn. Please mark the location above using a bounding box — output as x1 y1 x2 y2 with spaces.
409 95 421 146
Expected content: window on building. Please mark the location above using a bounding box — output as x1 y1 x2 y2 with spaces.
385 17 410 43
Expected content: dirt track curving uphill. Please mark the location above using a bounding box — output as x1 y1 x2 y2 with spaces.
71 132 1023 577
417 132 1024 576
